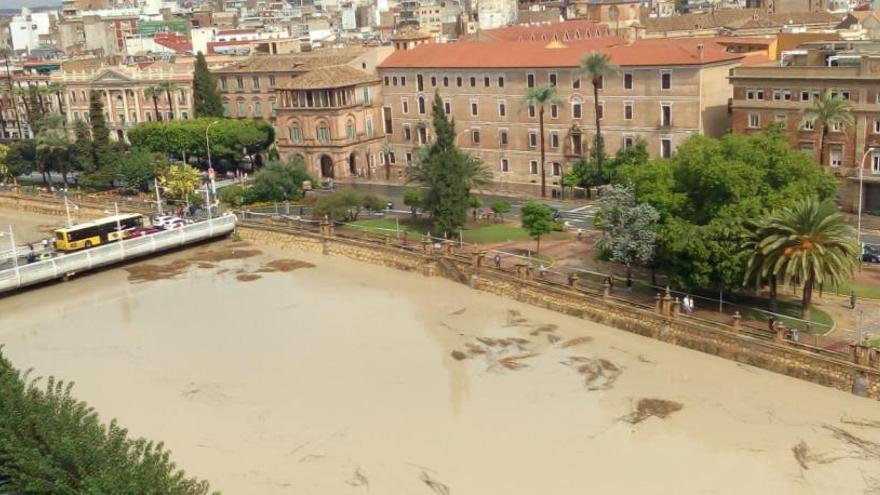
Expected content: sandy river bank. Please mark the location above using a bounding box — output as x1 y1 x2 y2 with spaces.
0 237 879 494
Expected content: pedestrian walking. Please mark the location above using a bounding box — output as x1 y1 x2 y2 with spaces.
538 264 546 278
401 231 409 246
850 290 857 309
494 253 502 269
768 315 776 332
576 228 583 241
41 238 49 249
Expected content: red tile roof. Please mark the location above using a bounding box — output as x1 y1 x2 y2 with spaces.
467 19 611 42
154 32 193 54
379 38 745 69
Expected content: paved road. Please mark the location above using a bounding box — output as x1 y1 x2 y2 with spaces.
336 183 597 229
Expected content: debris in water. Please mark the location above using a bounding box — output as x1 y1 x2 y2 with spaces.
497 352 539 371
450 350 467 361
793 442 810 470
236 273 262 282
622 398 683 424
822 425 880 460
449 308 467 316
464 343 486 355
125 259 192 282
560 336 593 348
420 471 450 495
840 417 880 429
196 262 215 269
346 468 369 489
530 324 558 336
563 356 623 391
263 259 315 272
505 309 529 327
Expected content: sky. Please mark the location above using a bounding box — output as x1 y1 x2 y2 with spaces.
4 0 61 9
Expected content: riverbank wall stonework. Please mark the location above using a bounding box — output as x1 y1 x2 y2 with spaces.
238 222 880 401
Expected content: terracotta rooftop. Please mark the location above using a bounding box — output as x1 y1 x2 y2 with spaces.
213 48 367 73
279 65 378 90
379 38 744 69
467 19 611 43
644 9 841 33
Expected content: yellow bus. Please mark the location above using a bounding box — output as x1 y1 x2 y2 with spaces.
54 214 145 251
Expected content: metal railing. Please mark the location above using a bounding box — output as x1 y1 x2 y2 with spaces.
0 214 237 294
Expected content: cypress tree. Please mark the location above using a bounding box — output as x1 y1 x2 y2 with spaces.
406 94 491 235
88 90 114 173
193 52 223 118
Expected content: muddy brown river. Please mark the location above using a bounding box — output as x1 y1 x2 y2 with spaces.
1 230 879 493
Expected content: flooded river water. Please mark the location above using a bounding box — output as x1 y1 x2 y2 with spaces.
0 230 879 493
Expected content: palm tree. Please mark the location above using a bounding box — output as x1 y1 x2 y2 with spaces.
144 87 162 122
44 82 66 114
35 114 70 187
578 52 616 178
805 92 853 167
757 199 859 318
156 81 177 120
742 217 781 313
522 85 562 198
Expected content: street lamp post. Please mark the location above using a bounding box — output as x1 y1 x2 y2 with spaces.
205 120 219 197
857 146 879 247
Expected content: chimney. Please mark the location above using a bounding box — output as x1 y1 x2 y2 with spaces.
697 42 704 61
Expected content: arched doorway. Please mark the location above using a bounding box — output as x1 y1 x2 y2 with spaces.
320 155 334 178
349 152 357 176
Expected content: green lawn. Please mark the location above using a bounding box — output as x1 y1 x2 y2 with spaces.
736 296 834 334
346 217 568 246
870 338 880 348
832 281 880 300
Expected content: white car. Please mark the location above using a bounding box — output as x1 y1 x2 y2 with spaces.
152 215 184 229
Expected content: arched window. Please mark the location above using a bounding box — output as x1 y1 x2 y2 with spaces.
345 120 355 141
289 121 302 142
253 100 263 118
418 96 426 114
236 99 246 117
222 98 230 117
317 122 330 143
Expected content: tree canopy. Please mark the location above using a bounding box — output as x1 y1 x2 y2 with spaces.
595 184 659 279
193 52 224 118
618 125 838 291
520 201 555 255
128 118 274 167
0 348 215 494
406 94 491 235
250 155 314 203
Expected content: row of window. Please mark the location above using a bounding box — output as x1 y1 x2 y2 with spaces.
69 109 188 123
383 70 673 91
746 112 854 132
219 74 278 91
222 99 278 119
398 97 673 125
287 118 375 144
68 88 188 105
744 88 858 102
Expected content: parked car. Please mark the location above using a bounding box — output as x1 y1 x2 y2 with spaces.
863 245 880 263
127 226 161 239
152 215 183 229
26 251 56 264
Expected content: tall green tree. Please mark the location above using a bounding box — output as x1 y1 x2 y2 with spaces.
192 52 224 118
0 348 215 494
406 94 491 235
117 147 164 193
805 92 853 167
578 52 615 177
88 90 114 172
521 201 554 255
34 114 70 187
742 217 780 312
403 188 423 218
44 82 66 114
250 155 314 202
70 119 95 175
144 86 162 122
595 184 659 281
3 140 36 182
754 199 859 318
522 85 561 198
618 126 838 291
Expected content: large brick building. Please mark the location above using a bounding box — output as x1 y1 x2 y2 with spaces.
274 65 386 180
53 58 194 143
377 36 743 194
730 40 880 212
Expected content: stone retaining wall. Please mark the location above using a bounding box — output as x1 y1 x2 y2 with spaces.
239 223 880 401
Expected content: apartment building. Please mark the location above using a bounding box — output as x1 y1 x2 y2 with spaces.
53 59 194 142
274 65 385 179
730 40 880 213
378 37 742 194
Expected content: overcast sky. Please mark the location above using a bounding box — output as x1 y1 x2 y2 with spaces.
4 0 61 9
